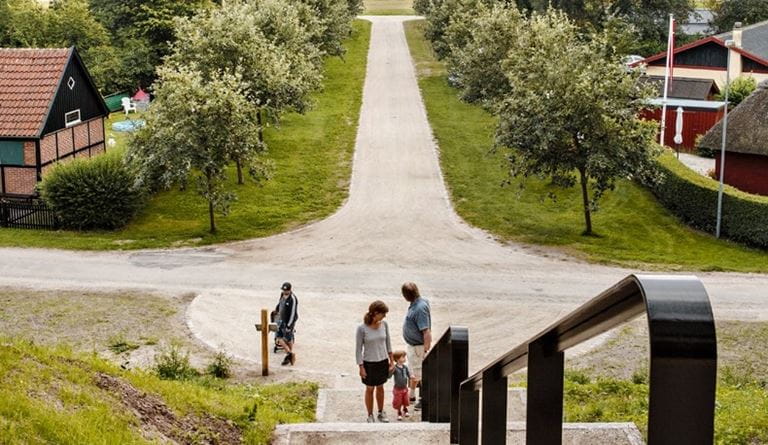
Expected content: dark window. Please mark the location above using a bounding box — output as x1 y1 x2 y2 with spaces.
65 110 81 127
0 140 24 165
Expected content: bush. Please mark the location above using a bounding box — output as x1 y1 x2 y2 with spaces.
153 343 198 380
206 350 234 379
647 152 768 248
39 151 144 230
695 133 717 158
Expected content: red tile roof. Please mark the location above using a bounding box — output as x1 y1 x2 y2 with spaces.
0 48 72 138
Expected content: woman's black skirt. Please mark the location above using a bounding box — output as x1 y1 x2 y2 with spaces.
362 359 389 386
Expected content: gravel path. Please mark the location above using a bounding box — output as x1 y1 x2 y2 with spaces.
0 17 766 382
678 152 715 176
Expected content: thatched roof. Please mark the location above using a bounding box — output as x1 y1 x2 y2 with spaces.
699 80 768 156
642 75 719 100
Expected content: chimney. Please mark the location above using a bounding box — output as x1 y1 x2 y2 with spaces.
732 22 743 48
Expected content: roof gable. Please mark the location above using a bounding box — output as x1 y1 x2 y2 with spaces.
700 80 768 156
0 48 71 138
638 35 768 70
41 49 110 135
717 19 768 62
644 75 720 100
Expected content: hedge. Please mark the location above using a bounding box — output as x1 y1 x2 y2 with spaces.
648 151 768 248
39 151 144 230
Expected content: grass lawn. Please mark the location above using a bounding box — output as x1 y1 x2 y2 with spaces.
0 20 371 251
363 0 415 15
404 19 768 272
557 319 768 443
0 339 316 444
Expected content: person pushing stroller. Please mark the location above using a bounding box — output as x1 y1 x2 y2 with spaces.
272 282 298 366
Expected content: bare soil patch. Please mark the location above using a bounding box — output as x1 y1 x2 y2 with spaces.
0 288 230 373
95 373 242 444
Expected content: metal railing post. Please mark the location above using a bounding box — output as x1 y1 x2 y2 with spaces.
481 370 507 445
459 384 479 445
526 335 564 445
451 332 469 443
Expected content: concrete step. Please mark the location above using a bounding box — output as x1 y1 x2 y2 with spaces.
273 421 644 445
316 388 527 423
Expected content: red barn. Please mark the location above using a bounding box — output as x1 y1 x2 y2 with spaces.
0 47 109 197
700 80 768 196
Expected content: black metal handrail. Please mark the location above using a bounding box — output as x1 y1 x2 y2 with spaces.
456 274 717 445
422 326 469 443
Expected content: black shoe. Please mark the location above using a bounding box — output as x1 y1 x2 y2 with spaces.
414 400 422 410
281 353 292 366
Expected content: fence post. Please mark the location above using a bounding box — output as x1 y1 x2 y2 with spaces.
526 335 564 445
481 369 507 445
459 384 479 445
260 309 269 376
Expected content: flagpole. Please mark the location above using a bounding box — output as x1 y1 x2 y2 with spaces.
660 14 674 146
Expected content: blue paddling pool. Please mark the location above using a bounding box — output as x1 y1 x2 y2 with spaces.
112 119 146 132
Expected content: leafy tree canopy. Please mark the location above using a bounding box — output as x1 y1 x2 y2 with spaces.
169 0 322 115
495 9 660 235
709 0 768 33
127 66 269 233
445 2 522 109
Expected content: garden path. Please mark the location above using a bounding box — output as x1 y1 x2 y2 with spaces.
0 17 767 383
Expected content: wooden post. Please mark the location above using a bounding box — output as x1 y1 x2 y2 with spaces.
261 309 269 376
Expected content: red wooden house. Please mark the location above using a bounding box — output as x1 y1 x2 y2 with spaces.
0 47 109 197
700 80 768 196
640 76 724 150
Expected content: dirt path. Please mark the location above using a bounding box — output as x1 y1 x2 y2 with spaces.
1 17 767 382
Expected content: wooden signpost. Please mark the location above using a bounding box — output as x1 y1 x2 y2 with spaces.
254 309 277 376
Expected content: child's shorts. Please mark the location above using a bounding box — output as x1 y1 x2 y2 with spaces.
392 386 410 411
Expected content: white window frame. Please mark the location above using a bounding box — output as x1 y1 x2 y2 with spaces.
65 109 81 128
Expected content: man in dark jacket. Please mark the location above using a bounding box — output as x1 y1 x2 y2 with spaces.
274 282 299 365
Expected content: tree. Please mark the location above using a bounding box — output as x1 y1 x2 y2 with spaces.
710 0 768 33
168 0 321 183
530 0 696 56
127 67 268 233
89 0 213 88
495 9 659 235
46 0 110 52
715 76 758 106
0 0 49 47
445 2 522 109
288 0 352 57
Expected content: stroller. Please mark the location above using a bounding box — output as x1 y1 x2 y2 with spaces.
270 310 285 353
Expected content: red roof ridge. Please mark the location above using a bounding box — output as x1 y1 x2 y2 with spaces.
634 35 768 69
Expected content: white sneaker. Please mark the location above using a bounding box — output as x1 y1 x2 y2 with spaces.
377 411 390 423
367 414 375 423
397 414 403 421
404 410 410 418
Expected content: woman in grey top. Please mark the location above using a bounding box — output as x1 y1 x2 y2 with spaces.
356 300 393 423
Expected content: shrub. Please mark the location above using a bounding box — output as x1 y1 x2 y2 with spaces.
695 133 717 158
715 76 758 107
647 151 768 248
153 343 198 380
39 151 144 230
206 350 234 379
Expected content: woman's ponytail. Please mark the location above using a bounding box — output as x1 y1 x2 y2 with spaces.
363 300 389 325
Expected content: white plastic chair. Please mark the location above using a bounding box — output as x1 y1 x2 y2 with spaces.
122 97 137 115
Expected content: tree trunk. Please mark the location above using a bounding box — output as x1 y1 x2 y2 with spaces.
257 108 264 144
206 171 216 234
236 159 243 185
578 166 592 236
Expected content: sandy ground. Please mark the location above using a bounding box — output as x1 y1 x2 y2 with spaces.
0 17 767 386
